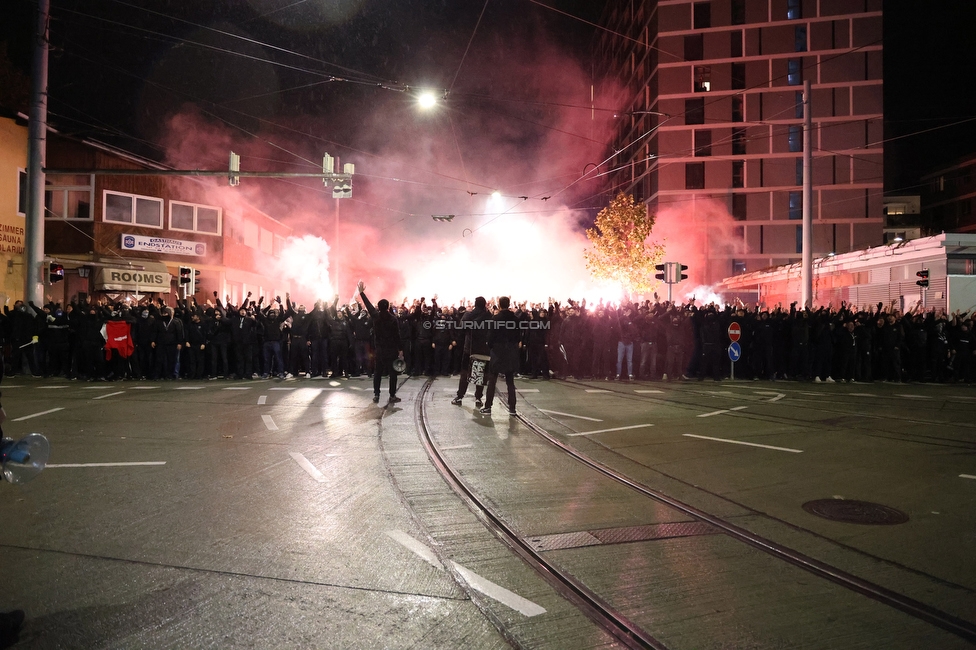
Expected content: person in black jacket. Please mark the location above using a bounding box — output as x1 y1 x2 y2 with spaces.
154 305 184 380
480 296 521 416
357 281 403 403
285 293 311 377
451 296 491 406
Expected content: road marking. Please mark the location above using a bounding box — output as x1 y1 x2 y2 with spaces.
348 386 366 391
12 408 65 421
706 391 737 396
92 391 125 400
288 452 326 482
584 389 611 393
0 385 24 388
797 391 823 396
896 394 931 399
849 393 875 397
270 387 295 391
81 386 114 390
634 389 663 394
538 409 603 422
175 386 204 390
450 561 547 617
385 530 545 617
684 433 803 453
698 406 748 417
257 395 267 405
961 474 976 480
261 414 278 430
37 386 68 390
321 387 344 391
223 387 252 390
47 461 167 468
754 390 781 395
130 386 159 390
766 393 785 402
566 424 653 436
518 388 540 393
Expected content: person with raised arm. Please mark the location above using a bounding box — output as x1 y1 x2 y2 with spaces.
357 281 403 404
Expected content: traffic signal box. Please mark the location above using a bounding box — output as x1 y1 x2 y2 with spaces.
916 269 929 288
49 263 64 284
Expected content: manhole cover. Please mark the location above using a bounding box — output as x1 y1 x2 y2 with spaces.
802 499 909 525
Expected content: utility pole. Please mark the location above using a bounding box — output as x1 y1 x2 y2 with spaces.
801 79 813 308
25 0 50 304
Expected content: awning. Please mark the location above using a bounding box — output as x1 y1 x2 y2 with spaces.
94 260 171 292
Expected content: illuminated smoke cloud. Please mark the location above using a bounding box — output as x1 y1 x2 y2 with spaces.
270 234 333 302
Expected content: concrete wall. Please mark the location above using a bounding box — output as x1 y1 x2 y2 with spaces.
0 117 27 305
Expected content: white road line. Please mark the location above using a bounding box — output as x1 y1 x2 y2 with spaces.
257 395 268 405
385 531 545 617
768 393 785 402
81 386 114 390
46 461 166 468
270 387 295 391
684 433 803 453
261 414 278 430
754 390 781 395
175 386 204 390
960 474 976 480
129 386 159 390
12 407 64 421
634 389 663 394
538 409 603 422
0 385 24 388
223 387 252 390
36 386 68 390
518 388 540 393
450 562 546 617
566 424 653 437
896 394 931 399
92 391 125 400
385 530 443 569
698 406 748 417
584 389 611 393
849 393 876 397
288 452 326 482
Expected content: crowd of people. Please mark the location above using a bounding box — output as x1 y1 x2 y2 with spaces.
1 291 974 387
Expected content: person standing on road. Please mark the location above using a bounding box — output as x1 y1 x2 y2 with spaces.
357 281 403 404
451 296 491 407
480 296 521 416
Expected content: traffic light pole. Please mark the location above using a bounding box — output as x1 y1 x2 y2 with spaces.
801 80 813 308
25 0 50 305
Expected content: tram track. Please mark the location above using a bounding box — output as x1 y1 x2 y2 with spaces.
416 378 976 647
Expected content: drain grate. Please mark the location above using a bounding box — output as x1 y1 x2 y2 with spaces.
528 520 719 552
802 499 909 525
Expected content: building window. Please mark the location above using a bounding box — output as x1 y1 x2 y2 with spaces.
732 95 744 122
244 221 259 248
795 225 803 253
787 0 802 20
685 98 705 125
695 130 712 156
795 158 803 185
788 58 803 85
795 25 807 52
732 160 744 188
103 190 163 228
795 91 804 119
685 34 704 61
169 201 222 235
732 127 747 155
273 235 286 257
17 170 28 215
732 193 747 220
789 190 802 220
731 31 743 58
260 228 273 255
731 0 745 24
693 2 711 29
45 174 93 220
732 259 747 275
731 63 746 89
789 125 802 152
686 162 705 190
694 66 711 92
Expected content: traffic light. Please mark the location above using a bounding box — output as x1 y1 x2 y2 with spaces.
916 269 929 288
179 267 192 285
49 263 64 284
655 263 666 281
193 269 201 295
677 264 689 282
229 151 241 187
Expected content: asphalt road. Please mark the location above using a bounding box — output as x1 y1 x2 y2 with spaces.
0 374 972 648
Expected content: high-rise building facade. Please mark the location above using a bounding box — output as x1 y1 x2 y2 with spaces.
596 0 883 285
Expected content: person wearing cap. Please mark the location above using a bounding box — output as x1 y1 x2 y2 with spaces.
357 281 403 404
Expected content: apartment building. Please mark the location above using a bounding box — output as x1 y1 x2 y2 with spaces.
596 0 884 285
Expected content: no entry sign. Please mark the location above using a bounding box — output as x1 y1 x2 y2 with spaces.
728 321 741 342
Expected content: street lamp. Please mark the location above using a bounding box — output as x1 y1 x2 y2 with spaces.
418 91 438 109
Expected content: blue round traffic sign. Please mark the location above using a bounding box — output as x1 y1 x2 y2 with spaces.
728 341 742 362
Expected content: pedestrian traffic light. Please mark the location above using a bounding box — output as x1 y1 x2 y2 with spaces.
677 264 688 281
655 263 666 281
192 269 201 294
49 263 64 283
916 269 929 288
179 266 192 285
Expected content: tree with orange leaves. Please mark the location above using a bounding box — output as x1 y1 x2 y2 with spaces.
584 193 664 295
